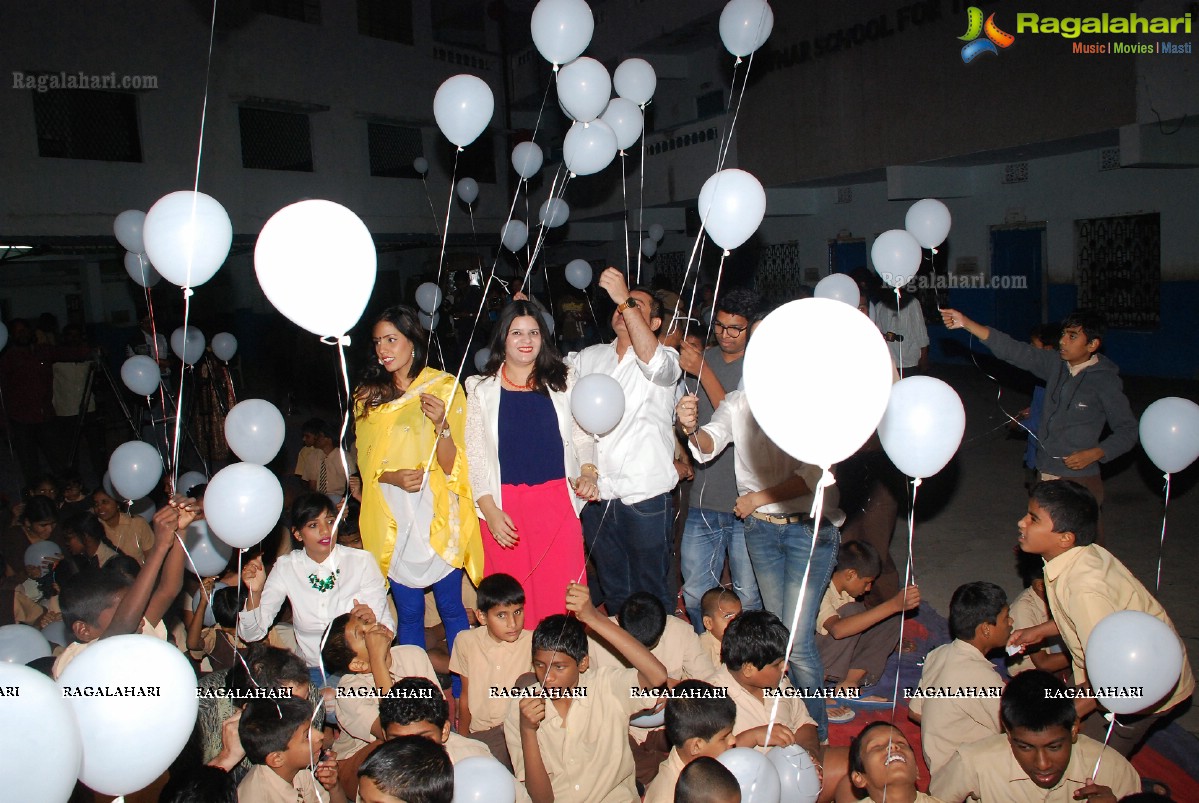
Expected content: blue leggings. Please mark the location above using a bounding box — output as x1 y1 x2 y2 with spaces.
390 570 468 696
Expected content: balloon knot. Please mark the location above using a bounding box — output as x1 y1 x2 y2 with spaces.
569 172 577 179
735 56 743 65
552 63 560 73
723 249 731 257
583 121 590 129
319 335 352 347
931 247 939 255
912 477 923 489
183 287 195 299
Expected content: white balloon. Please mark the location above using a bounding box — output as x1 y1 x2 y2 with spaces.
108 441 163 501
419 311 441 330
143 190 232 288
211 332 238 361
452 755 517 803
698 168 766 251
813 273 860 307
878 376 966 478
474 348 492 372
556 57 611 123
181 520 235 577
413 156 429 175
224 398 286 465
511 141 544 179
641 238 657 258
718 746 782 803
613 58 657 105
767 744 822 803
0 624 51 664
530 0 595 66
648 222 664 243
719 0 775 57
434 74 495 148
0 663 83 803
539 198 570 228
744 299 893 467
121 355 161 396
113 209 147 254
59 634 198 795
254 199 378 338
170 325 206 365
457 177 479 205
416 282 444 315
571 373 625 435
502 220 529 252
1139 397 1199 474
600 97 645 150
24 540 63 570
1086 611 1184 715
564 258 592 289
905 198 952 250
562 120 618 176
176 470 209 496
630 708 665 728
130 496 157 523
204 463 284 549
123 251 161 288
871 229 923 289
41 619 70 647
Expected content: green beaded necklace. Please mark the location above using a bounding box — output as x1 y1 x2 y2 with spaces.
307 569 340 593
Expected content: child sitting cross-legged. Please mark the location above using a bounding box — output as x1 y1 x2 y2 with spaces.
237 696 345 803
356 735 454 803
642 679 736 803
699 587 742 667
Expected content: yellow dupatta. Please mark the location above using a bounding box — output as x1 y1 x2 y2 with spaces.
354 367 483 585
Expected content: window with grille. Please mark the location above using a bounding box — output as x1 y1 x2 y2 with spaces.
358 0 414 44
239 107 313 171
368 122 423 177
253 0 321 24
32 90 142 162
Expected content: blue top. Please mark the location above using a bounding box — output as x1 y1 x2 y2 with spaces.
498 388 566 486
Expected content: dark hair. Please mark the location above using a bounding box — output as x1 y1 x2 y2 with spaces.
700 587 741 619
721 609 788 671
59 570 130 631
836 541 882 579
1035 322 1061 349
337 497 361 537
481 300 568 393
674 756 740 803
62 512 116 549
1016 549 1044 588
664 680 736 749
289 492 336 534
358 736 454 803
475 572 526 612
715 287 763 323
104 554 142 582
240 696 314 765
20 495 59 526
532 614 588 664
1061 309 1106 345
379 677 448 730
849 721 904 778
1030 480 1099 546
320 613 358 675
1000 670 1077 734
26 473 62 500
618 592 667 649
159 765 237 803
631 284 665 320
301 417 332 439
948 581 1008 641
355 305 429 414
226 645 310 700
211 586 241 628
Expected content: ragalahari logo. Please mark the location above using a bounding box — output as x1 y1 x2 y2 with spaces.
959 7 1016 62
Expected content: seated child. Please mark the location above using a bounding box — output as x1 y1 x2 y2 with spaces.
448 572 533 768
1006 550 1068 677
931 670 1140 802
816 541 919 708
504 583 668 803
699 587 742 667
322 611 439 760
53 499 191 678
91 487 156 563
643 679 736 803
187 584 247 673
13 539 63 625
909 581 1010 774
844 722 942 803
237 696 344 803
59 471 91 518
61 511 118 568
674 756 742 803
356 735 454 803
1011 480 1196 756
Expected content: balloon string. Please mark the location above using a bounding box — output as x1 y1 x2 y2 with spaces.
889 477 922 727
619 150 631 283
332 338 353 537
420 175 443 240
965 334 1063 460
429 147 461 355
191 0 217 195
521 171 572 294
144 285 175 481
637 128 647 285
169 290 196 496
767 466 833 746
1157 472 1171 593
894 287 905 381
1092 715 1118 779
691 249 729 396
714 59 742 171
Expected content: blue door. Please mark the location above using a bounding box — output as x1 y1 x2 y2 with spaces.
990 226 1044 338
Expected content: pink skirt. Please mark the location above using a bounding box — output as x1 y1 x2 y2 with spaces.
480 479 586 631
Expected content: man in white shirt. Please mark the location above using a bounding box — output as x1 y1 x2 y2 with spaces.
676 389 842 743
300 419 352 500
870 291 929 374
568 268 682 614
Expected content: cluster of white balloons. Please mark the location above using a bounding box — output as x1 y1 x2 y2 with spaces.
871 198 952 290
719 744 820 803
202 400 287 551
120 327 238 396
114 192 233 292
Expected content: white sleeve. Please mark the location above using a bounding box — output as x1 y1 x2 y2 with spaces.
237 563 289 643
464 377 497 505
635 344 682 388
689 392 738 463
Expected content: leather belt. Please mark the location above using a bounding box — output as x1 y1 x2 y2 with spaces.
751 511 809 525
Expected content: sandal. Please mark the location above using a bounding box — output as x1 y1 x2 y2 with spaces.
826 702 857 723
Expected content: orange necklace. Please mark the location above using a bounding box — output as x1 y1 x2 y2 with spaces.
500 362 534 390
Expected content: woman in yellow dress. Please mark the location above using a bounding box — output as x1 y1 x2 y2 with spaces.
354 305 483 694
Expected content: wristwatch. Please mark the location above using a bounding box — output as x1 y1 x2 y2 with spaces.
438 426 451 440
616 297 639 314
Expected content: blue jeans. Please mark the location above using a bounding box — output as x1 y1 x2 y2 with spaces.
742 515 841 742
390 570 468 696
681 508 763 633
581 493 674 614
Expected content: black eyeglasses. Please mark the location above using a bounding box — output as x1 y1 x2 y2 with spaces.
713 322 748 336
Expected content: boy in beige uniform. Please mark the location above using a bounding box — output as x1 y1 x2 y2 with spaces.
642 680 736 803
504 583 668 803
698 587 742 667
1010 480 1196 757
238 696 345 803
932 671 1139 802
1005 552 1069 678
909 582 1011 774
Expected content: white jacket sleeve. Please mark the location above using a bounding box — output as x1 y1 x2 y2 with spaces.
464 376 498 505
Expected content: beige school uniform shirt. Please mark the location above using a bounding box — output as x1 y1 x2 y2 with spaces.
930 732 1140 802
708 665 816 754
331 645 440 759
503 666 645 803
102 513 155 563
1006 588 1049 676
445 732 533 803
699 631 722 666
589 615 719 682
817 584 856 636
909 639 1005 774
1044 544 1195 715
448 626 533 732
642 749 686 803
52 619 168 679
238 764 324 803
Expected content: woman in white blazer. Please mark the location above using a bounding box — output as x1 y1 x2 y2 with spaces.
464 299 598 628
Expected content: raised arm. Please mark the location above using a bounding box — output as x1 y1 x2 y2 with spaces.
566 583 667 689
